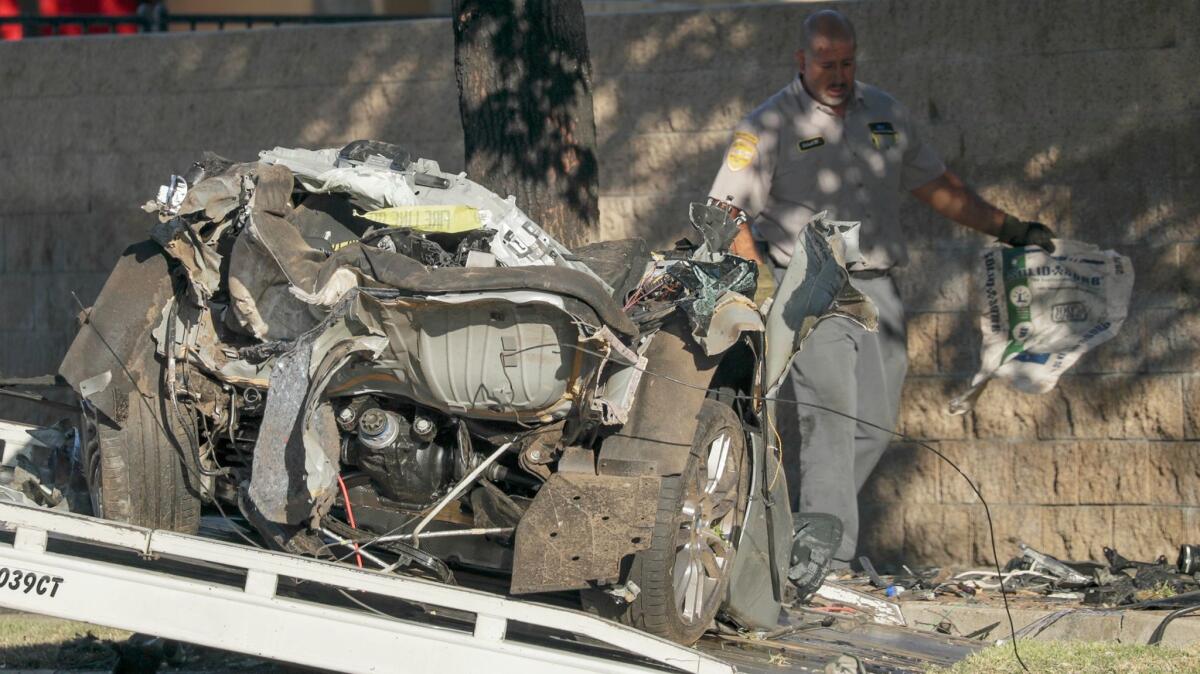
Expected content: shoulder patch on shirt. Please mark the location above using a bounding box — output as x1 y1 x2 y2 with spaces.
725 131 759 172
797 136 825 152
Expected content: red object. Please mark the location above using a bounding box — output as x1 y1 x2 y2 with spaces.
337 474 365 568
34 0 140 37
0 0 22 40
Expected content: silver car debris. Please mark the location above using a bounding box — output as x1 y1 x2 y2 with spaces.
56 140 866 645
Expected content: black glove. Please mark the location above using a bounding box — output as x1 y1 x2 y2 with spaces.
999 215 1056 253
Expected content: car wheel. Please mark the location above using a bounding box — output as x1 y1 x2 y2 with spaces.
618 399 749 645
87 392 201 533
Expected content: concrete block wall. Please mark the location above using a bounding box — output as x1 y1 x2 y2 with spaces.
0 0 1196 565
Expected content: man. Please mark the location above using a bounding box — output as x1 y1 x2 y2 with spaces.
708 10 1054 565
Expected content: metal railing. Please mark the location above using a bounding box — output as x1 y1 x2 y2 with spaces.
0 5 438 38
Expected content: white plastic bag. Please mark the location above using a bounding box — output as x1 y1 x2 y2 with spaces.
948 240 1134 414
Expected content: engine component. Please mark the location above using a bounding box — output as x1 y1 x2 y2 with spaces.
240 387 264 416
358 409 402 450
353 407 455 510
412 414 437 442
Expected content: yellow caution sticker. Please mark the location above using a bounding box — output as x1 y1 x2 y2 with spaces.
725 132 759 172
359 205 483 234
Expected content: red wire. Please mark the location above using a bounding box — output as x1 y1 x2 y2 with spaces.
336 474 364 568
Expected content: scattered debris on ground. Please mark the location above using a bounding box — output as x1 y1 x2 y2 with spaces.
847 543 1200 611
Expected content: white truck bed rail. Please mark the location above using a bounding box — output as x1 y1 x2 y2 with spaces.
0 502 734 674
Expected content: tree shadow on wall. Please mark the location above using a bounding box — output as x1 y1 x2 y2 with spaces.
856 106 1200 567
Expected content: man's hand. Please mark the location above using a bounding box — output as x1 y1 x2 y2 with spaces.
728 221 767 264
911 171 1056 254
999 215 1056 253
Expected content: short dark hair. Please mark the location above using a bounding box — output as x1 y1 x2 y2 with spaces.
801 10 856 52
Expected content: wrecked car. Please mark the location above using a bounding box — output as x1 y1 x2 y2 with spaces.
57 140 868 645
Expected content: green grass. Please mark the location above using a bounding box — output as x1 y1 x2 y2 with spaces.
0 612 305 670
0 613 132 668
934 640 1200 674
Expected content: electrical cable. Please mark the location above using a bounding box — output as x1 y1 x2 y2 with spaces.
1148 603 1200 645
164 299 228 481
336 474 364 568
320 527 388 570
511 340 1031 672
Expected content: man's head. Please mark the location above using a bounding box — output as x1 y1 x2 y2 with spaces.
796 10 857 109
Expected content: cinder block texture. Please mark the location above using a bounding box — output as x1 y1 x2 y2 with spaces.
0 0 1196 567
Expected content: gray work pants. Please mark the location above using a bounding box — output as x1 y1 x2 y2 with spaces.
775 273 908 565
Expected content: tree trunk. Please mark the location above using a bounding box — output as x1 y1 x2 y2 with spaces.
451 0 600 248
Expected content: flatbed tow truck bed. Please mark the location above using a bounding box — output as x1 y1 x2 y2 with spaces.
0 502 980 673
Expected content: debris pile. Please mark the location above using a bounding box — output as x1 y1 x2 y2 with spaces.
849 543 1200 609
1007 543 1200 606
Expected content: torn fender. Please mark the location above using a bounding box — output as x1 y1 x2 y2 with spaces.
597 317 721 478
763 217 878 396
59 241 175 426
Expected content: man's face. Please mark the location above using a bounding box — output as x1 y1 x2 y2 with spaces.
796 36 857 108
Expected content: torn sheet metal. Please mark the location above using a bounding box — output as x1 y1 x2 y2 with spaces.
246 336 320 526
245 297 386 528
260 146 418 211
688 201 742 254
226 164 328 341
598 320 721 477
695 291 764 356
814 581 906 627
150 299 273 388
59 241 177 427
764 214 878 396
589 328 652 426
177 174 245 222
150 218 223 305
591 356 646 426
510 473 659 594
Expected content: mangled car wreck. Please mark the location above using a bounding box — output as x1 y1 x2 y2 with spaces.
57 141 870 646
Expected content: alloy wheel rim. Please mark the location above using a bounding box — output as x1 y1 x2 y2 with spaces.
672 430 739 625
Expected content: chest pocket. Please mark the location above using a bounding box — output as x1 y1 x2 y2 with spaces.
868 121 899 151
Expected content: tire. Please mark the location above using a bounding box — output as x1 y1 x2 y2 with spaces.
614 399 750 645
84 393 201 534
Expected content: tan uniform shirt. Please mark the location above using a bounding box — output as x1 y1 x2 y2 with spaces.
709 77 945 270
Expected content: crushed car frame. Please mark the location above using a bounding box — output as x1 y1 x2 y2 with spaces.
53 140 869 645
